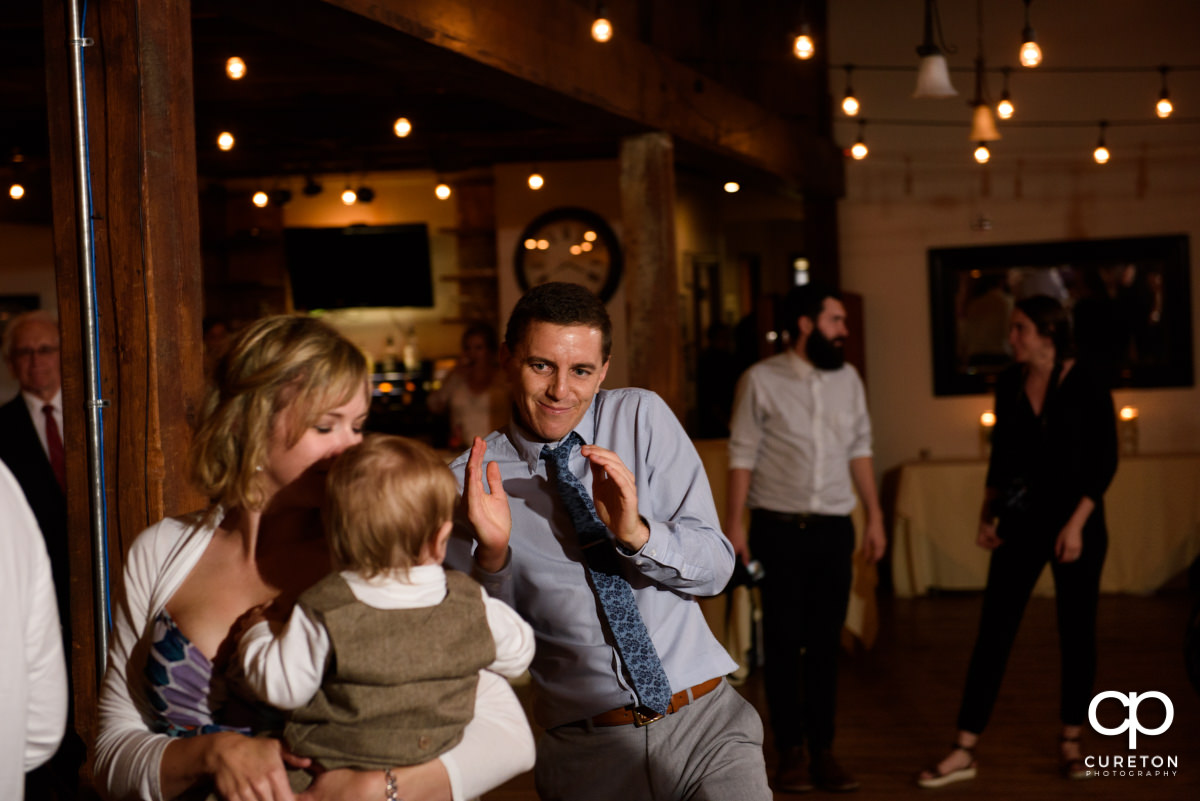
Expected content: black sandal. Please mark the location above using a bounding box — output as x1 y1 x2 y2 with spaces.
1060 735 1090 780
917 743 978 788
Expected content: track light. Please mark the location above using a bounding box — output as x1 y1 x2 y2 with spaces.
996 68 1014 120
225 57 246 80
1019 0 1042 67
850 122 868 160
1156 67 1174 119
841 66 860 116
591 4 612 43
1093 121 1110 164
913 0 957 98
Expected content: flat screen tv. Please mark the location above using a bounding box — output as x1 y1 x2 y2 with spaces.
284 224 434 310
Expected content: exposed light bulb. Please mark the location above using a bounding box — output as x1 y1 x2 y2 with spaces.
1156 97 1173 119
1093 145 1110 165
591 17 613 43
9 183 25 200
528 172 544 190
252 191 268 207
974 144 991 164
723 181 740 193
793 33 814 60
842 93 860 117
217 131 235 151
393 117 412 138
435 183 452 200
1019 39 1041 68
225 57 246 80
850 141 868 160
997 97 1014 120
341 187 357 205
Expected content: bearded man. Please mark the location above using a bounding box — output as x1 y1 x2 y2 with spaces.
724 283 887 794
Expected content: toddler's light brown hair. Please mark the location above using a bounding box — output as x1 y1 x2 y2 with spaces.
325 435 458 578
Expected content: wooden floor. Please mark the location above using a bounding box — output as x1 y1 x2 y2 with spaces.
487 589 1200 800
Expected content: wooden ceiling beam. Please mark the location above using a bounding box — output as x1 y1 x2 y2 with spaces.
314 0 841 192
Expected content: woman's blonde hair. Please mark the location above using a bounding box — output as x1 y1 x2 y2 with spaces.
324 435 459 578
190 315 369 516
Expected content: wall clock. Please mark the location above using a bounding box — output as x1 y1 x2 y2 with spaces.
514 206 623 303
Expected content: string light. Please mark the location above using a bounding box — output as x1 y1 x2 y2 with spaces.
1093 120 1110 164
435 183 452 200
252 190 268 207
591 4 613 43
1156 66 1174 119
850 121 868 160
793 26 815 60
225 57 246 80
841 66 860 116
393 117 412 138
217 131 235 151
996 67 1014 120
1019 0 1042 68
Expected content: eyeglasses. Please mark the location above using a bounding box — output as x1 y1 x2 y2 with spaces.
10 345 59 360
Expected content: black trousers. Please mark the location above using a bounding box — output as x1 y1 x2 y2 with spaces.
750 510 854 754
956 512 1107 734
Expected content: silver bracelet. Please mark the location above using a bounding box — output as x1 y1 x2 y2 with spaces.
385 767 401 801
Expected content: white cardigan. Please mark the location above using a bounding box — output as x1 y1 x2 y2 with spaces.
0 462 67 799
95 513 534 801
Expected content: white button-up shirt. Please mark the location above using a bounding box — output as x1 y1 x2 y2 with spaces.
727 349 873 516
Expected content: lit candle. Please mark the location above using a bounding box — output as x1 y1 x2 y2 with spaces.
979 410 996 458
1118 406 1139 455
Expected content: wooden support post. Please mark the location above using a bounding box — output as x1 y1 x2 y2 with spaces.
43 0 207 756
620 132 683 418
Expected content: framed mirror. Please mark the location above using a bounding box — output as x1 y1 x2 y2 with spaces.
929 235 1193 395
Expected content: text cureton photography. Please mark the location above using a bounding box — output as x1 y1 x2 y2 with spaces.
1085 690 1180 779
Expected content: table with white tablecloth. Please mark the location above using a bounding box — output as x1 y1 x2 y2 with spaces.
891 454 1200 597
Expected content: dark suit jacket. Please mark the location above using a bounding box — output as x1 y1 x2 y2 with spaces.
0 394 71 636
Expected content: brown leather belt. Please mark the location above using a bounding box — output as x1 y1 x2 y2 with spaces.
585 677 724 728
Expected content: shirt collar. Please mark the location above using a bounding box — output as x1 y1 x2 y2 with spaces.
504 395 599 472
22 388 62 417
785 348 817 381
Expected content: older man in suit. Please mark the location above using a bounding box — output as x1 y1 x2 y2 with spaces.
0 310 80 799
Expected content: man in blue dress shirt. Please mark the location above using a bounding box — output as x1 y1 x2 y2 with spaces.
449 282 771 800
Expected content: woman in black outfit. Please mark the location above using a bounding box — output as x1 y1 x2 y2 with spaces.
918 295 1118 787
